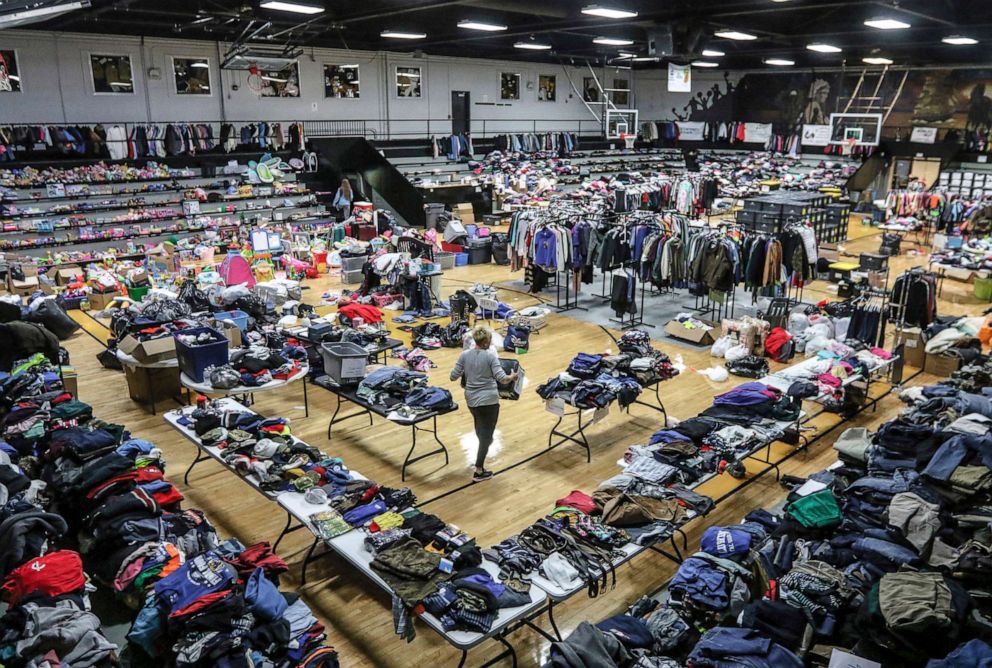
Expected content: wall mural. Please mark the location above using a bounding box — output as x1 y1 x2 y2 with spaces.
671 68 992 141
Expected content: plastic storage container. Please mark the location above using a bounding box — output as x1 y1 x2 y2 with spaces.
127 286 149 302
455 253 469 266
437 251 455 270
468 238 492 265
340 255 367 273
425 203 445 230
341 268 364 285
214 309 249 333
174 327 230 383
320 341 369 385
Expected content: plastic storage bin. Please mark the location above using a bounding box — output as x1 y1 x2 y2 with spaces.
437 251 455 270
341 268 364 285
320 341 369 385
340 255 367 273
174 327 230 383
425 203 445 230
214 309 249 333
441 242 464 253
455 253 469 266
468 238 492 265
127 286 149 302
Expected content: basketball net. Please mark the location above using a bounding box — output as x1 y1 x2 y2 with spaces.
842 137 857 156
247 63 263 95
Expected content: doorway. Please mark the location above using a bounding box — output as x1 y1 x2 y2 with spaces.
451 90 470 136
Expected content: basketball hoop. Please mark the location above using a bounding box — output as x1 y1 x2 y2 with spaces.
621 132 635 149
842 137 857 156
246 63 264 95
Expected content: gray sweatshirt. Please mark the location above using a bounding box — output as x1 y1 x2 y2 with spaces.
450 348 507 408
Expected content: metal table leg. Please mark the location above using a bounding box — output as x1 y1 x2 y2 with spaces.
401 415 449 481
303 376 309 417
273 511 307 552
547 409 592 462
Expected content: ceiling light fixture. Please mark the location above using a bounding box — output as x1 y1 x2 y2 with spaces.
807 43 842 53
701 49 724 57
380 30 427 39
514 41 552 50
692 61 720 67
581 5 638 19
863 56 894 64
714 30 757 41
259 1 324 14
0 0 89 28
943 35 978 45
764 58 795 66
593 37 634 45
457 20 507 31
190 62 210 68
864 17 911 30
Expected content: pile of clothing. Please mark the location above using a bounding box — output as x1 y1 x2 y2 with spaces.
486 508 630 599
548 373 992 668
205 343 307 390
631 382 798 486
0 351 340 666
537 331 678 409
355 367 454 417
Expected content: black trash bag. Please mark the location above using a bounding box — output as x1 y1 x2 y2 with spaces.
178 281 212 312
27 300 80 340
142 299 191 322
97 339 124 371
0 300 22 323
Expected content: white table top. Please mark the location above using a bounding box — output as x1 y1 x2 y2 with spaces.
328 527 546 649
116 349 180 369
180 365 308 395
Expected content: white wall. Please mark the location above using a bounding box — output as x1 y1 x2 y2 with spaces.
0 29 637 138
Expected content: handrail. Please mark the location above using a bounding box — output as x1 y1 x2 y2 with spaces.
0 118 606 145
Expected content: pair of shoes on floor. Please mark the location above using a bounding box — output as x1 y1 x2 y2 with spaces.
472 469 494 483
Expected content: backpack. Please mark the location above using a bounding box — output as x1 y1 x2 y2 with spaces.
441 321 468 348
504 324 530 352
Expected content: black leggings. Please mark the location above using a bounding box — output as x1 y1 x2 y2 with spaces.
468 403 500 469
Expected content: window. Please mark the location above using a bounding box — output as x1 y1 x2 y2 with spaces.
500 72 520 100
582 76 599 103
612 78 629 106
172 57 211 96
538 74 556 102
396 66 421 98
324 64 360 98
258 62 300 98
90 54 134 94
0 50 21 93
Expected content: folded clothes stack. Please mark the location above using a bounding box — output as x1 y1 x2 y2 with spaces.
0 351 340 666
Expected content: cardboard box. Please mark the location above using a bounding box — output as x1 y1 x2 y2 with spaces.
87 291 117 311
54 266 82 286
124 365 181 404
893 327 925 368
925 352 962 377
664 318 719 345
211 319 243 348
17 263 38 278
819 243 840 263
118 333 177 363
454 203 476 225
61 367 78 398
8 275 39 296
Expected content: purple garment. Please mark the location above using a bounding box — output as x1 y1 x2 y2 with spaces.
649 429 686 445
533 227 557 268
457 573 506 599
713 382 778 407
342 499 387 526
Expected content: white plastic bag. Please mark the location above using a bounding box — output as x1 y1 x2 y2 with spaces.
724 344 749 362
698 366 729 382
710 335 732 357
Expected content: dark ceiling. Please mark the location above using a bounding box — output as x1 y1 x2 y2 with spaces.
10 0 992 69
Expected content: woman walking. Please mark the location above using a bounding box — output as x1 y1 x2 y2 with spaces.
332 178 354 219
450 326 517 482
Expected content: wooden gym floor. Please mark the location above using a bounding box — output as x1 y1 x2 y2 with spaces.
64 220 982 667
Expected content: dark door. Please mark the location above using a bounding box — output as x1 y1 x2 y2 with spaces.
451 90 470 136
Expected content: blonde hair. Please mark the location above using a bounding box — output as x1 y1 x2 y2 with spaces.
472 325 492 349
